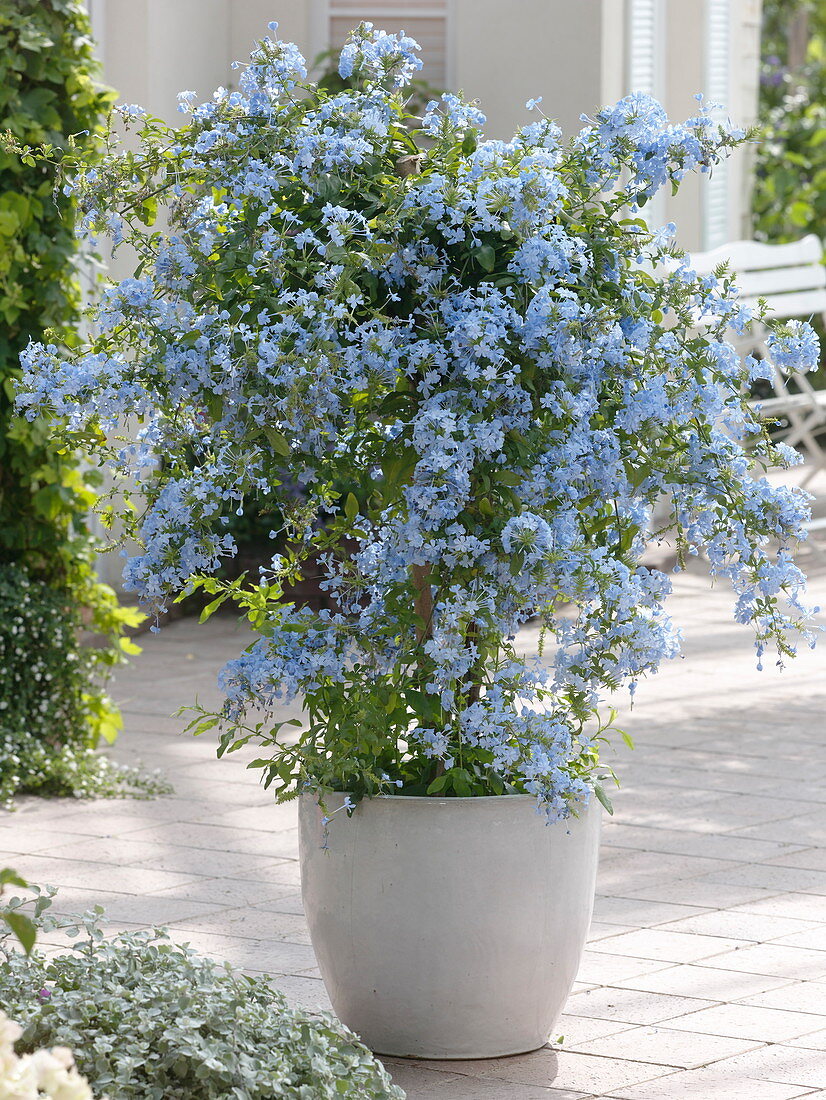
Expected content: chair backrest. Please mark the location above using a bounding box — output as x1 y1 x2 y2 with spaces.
690 234 826 322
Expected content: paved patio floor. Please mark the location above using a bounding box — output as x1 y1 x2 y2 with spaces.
3 475 826 1098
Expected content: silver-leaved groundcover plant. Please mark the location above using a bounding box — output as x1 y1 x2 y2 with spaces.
15 23 820 819
0 896 403 1099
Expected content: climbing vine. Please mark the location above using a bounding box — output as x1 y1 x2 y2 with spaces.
0 0 151 802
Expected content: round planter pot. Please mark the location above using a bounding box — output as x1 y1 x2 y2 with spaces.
298 792 601 1059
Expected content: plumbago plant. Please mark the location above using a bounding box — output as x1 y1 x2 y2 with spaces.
15 24 820 820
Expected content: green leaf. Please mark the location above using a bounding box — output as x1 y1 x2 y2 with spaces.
789 200 812 227
593 783 614 815
474 243 496 272
487 770 505 795
496 470 523 487
263 426 291 457
452 768 473 797
344 492 359 522
461 128 478 156
186 715 220 738
1 911 36 955
138 196 158 226
199 593 229 623
0 869 27 889
97 715 122 745
0 209 19 236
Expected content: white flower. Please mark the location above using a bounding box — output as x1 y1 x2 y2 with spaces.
0 1012 98 1100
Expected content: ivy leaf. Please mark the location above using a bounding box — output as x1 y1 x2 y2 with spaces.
17 28 54 52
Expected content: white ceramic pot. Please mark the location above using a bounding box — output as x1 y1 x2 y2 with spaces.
298 792 601 1058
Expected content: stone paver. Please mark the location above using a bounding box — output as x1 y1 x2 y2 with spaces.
1 465 826 1098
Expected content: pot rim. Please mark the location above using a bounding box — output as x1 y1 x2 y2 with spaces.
301 791 595 806
303 791 536 802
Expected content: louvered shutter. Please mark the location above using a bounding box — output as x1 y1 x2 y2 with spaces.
627 0 665 227
329 2 449 89
628 0 659 98
704 0 731 248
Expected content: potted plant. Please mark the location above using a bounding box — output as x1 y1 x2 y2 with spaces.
14 23 818 1058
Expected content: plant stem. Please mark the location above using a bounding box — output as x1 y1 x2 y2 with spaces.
411 563 433 642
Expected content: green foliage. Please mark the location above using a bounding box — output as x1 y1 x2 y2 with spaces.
0 0 114 567
0 896 404 1100
754 1 826 245
0 870 36 955
0 565 170 804
753 85 826 244
0 0 141 796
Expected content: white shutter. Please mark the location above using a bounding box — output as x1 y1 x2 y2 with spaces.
704 0 731 248
627 0 665 228
627 0 659 98
329 2 449 89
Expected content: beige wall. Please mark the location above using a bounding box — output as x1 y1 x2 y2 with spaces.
453 0 607 142
452 0 627 142
93 0 321 124
98 0 231 122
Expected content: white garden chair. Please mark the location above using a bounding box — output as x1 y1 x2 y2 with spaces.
689 234 826 488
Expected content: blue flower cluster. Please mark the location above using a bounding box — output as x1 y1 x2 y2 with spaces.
16 24 819 818
767 320 821 375
577 92 746 204
338 22 422 87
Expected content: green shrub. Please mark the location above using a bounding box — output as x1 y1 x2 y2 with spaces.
0 0 149 798
753 0 826 388
0 900 404 1100
0 0 113 567
754 0 826 245
0 564 168 805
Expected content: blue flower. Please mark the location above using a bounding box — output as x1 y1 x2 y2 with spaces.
768 320 820 375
